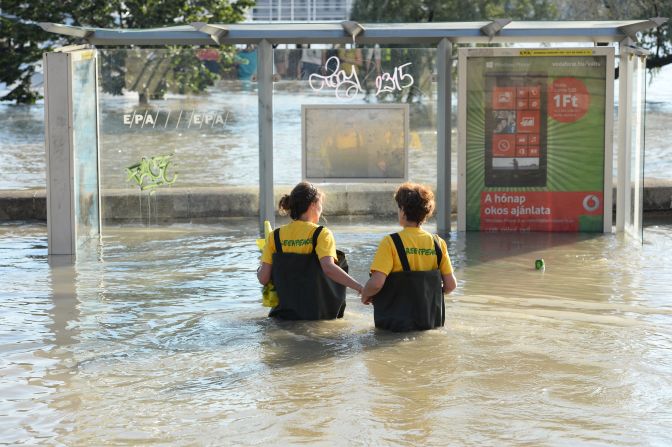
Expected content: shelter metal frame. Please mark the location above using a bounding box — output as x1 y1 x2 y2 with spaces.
40 18 666 251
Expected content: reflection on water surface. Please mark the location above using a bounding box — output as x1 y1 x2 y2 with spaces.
1 219 671 445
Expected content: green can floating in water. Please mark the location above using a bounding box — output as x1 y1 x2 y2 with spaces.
535 259 545 270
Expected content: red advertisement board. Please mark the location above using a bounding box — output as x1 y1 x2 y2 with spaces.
480 191 603 232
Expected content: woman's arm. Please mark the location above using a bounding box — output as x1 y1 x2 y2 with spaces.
257 262 272 286
319 256 363 293
361 271 387 305
442 273 457 294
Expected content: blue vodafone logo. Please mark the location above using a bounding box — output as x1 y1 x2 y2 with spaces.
582 194 600 212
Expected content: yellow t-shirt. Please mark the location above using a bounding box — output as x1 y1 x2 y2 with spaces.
261 220 337 265
369 227 453 276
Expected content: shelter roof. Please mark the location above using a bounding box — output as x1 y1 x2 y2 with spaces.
40 19 667 46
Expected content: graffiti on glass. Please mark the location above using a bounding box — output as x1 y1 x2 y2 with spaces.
309 56 414 99
374 63 414 96
126 154 178 192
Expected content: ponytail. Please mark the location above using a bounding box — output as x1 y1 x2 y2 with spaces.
278 182 321 220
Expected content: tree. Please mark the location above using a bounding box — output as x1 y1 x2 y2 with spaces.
0 1 69 103
351 0 670 85
0 0 254 104
351 0 557 23
557 0 671 71
349 0 558 108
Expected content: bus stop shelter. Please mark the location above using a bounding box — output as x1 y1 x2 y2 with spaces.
39 19 666 255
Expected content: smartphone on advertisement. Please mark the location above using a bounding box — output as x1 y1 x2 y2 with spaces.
484 73 547 187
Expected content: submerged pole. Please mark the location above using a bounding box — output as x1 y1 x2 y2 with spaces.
436 38 452 234
258 39 275 233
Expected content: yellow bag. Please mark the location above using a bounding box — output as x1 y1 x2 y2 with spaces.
262 282 279 307
257 221 279 307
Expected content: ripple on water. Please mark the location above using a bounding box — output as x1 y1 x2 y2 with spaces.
1 221 672 445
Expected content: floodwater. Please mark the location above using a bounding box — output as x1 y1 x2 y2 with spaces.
2 218 671 445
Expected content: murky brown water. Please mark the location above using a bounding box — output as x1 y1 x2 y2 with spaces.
1 218 671 445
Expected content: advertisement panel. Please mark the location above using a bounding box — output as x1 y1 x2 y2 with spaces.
458 48 614 232
302 104 409 183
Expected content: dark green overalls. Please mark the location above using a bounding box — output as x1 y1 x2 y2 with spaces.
269 226 347 320
372 233 445 332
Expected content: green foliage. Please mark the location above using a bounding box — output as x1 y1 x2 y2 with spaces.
557 0 671 70
351 0 557 22
0 0 65 103
351 0 558 104
99 46 225 104
352 0 671 78
0 0 254 104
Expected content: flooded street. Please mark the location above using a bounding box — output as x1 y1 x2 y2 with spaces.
1 44 672 445
1 219 671 445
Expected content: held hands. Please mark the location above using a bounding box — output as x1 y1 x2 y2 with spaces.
360 281 373 305
359 271 385 305
351 282 369 305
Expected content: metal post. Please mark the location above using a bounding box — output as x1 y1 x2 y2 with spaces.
44 52 75 255
44 48 102 255
436 38 452 234
94 53 103 236
603 47 615 233
258 39 275 233
616 40 633 232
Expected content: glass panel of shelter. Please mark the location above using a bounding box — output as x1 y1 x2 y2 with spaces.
627 52 646 242
272 46 440 186
96 48 260 225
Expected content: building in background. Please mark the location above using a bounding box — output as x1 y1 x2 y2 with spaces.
248 0 353 22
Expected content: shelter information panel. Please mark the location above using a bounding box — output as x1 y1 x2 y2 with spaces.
302 104 409 183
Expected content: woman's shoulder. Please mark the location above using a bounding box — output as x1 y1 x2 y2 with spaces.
411 228 446 246
282 220 318 236
292 221 331 239
427 231 448 246
315 223 332 234
286 220 317 228
377 233 394 247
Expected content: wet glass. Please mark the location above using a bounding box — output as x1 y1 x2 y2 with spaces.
97 49 259 187
72 53 101 245
625 53 646 241
272 46 443 186
3 47 672 192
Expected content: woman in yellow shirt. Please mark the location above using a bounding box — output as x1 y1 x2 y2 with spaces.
361 182 457 331
257 182 363 320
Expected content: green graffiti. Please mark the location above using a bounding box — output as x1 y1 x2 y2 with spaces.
126 154 178 192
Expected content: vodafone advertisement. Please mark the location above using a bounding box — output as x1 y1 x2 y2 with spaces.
480 191 603 232
460 48 613 232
